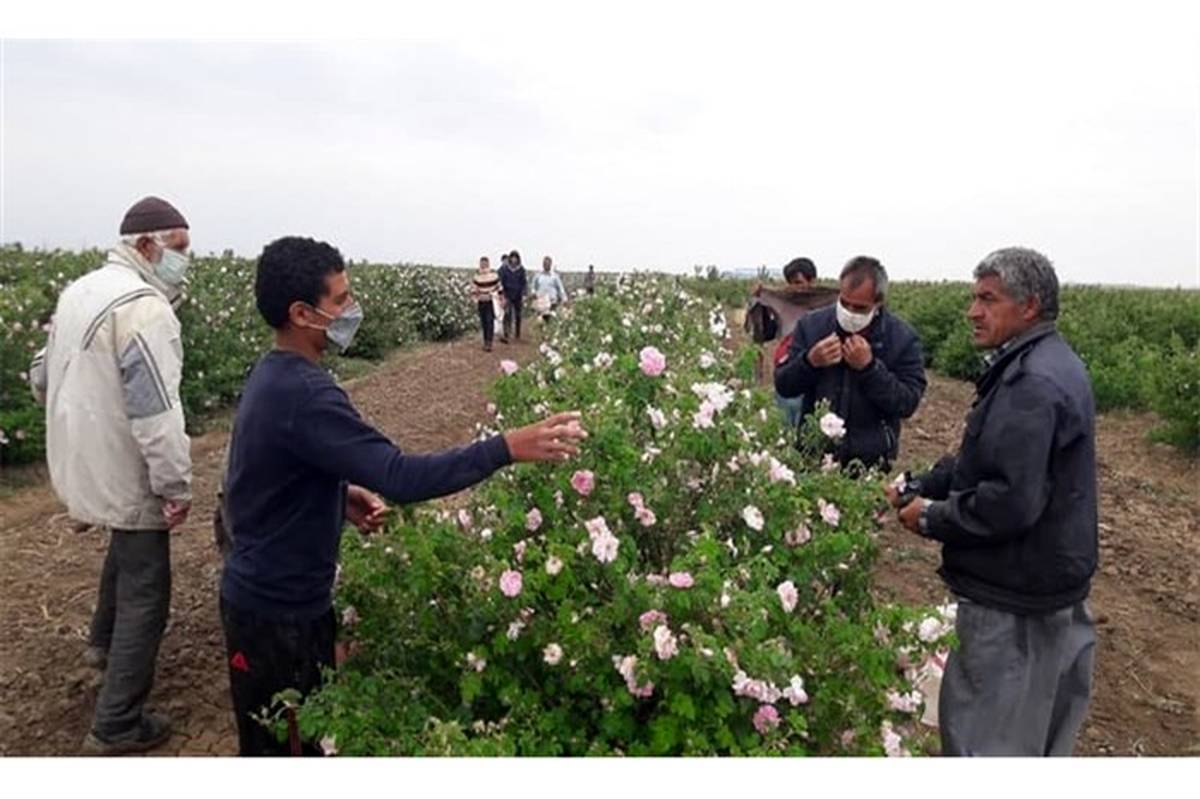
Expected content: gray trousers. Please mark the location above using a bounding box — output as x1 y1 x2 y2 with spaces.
88 529 171 739
939 597 1095 756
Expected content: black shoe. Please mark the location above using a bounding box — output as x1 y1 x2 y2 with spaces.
82 713 172 756
499 337 509 344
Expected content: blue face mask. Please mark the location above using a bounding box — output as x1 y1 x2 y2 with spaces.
313 300 364 353
154 247 190 287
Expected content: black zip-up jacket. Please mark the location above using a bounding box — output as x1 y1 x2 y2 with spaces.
915 322 1099 614
498 264 527 303
774 305 926 467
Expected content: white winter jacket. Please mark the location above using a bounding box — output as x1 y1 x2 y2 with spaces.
29 244 191 530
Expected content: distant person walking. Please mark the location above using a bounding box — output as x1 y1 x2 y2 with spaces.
471 256 502 351
584 264 596 295
498 250 527 342
531 255 568 322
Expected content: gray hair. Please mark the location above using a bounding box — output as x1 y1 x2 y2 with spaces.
839 255 889 302
974 247 1059 320
121 228 186 249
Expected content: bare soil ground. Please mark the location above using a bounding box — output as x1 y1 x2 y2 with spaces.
2 327 1196 756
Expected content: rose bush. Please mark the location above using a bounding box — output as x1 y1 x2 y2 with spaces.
292 275 953 756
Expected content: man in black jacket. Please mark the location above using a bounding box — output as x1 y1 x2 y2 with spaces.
774 256 926 469
498 249 527 343
890 246 1098 756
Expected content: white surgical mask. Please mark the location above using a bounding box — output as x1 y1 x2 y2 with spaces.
312 300 365 353
836 300 876 334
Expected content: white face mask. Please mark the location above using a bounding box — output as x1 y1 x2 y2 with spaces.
836 300 877 334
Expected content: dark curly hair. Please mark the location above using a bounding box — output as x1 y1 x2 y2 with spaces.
254 236 345 329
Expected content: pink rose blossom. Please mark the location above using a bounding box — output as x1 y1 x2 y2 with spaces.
639 609 668 632
652 625 679 660
513 540 528 563
819 412 846 440
753 704 781 735
543 643 564 666
818 498 841 527
320 735 338 756
668 572 694 589
647 407 667 430
635 506 657 527
591 533 619 564
627 492 645 509
499 359 519 376
821 453 839 473
499 569 523 597
525 507 543 532
783 675 809 706
742 505 765 532
545 555 564 576
638 346 666 377
767 457 796 485
881 721 907 757
784 525 812 547
456 509 473 531
777 580 799 613
341 605 359 627
571 469 595 496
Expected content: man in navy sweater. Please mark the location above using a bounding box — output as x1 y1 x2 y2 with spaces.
219 236 586 755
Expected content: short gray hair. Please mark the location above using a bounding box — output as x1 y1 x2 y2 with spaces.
121 228 187 248
974 247 1059 320
839 255 889 302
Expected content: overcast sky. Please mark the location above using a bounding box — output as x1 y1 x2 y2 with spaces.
2 2 1198 286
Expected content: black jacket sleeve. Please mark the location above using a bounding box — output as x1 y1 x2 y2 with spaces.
925 376 1059 547
913 454 957 501
854 327 926 419
287 383 512 504
774 320 822 398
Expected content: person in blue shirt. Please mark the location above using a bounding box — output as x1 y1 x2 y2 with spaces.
219 236 586 755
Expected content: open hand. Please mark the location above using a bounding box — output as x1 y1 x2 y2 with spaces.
504 411 588 463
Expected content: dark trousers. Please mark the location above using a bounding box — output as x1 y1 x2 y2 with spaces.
219 596 336 756
477 301 495 345
939 598 1096 756
503 298 523 340
89 529 171 739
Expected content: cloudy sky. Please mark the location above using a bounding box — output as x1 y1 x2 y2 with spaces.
2 2 1198 286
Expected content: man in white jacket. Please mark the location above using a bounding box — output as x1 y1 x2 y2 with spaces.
30 196 193 755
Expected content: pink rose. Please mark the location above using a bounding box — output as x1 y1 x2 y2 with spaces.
638 346 666 377
818 498 841 528
571 469 595 497
499 359 519 376
752 704 781 735
627 492 645 509
525 508 543 532
652 625 678 660
784 525 812 547
639 609 668 632
668 572 694 589
777 580 799 613
635 507 657 527
499 569 523 598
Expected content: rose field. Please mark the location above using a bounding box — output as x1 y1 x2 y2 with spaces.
0 248 1197 757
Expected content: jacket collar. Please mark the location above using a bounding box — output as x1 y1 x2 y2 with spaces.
108 242 187 308
978 320 1057 387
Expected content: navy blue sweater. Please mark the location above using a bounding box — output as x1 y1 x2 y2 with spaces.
220 350 512 619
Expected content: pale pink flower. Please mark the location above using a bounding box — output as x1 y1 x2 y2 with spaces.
499 569 523 597
841 729 857 748
554 490 564 508
525 508 543 532
818 498 841 528
742 505 765 532
591 533 619 564
507 620 525 640
639 609 668 632
456 508 473 531
652 625 678 660
341 605 359 628
627 492 645 509
647 406 667 430
668 572 694 589
821 453 839 473
692 401 716 430
699 351 716 369
613 654 655 698
545 555 564 576
638 346 666 377
881 721 907 757
571 469 595 497
777 580 799 613
499 359 519 376
635 506 657 527
753 704 781 735
320 735 338 756
513 539 528 563
917 616 949 643
466 652 487 672
819 412 846 440
767 457 796 485
644 574 669 587
783 675 809 706
543 643 564 666
784 525 812 547
584 516 611 540
486 402 498 416
887 690 922 714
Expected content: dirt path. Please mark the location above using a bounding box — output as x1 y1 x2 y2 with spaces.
2 326 1197 756
0 332 542 756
